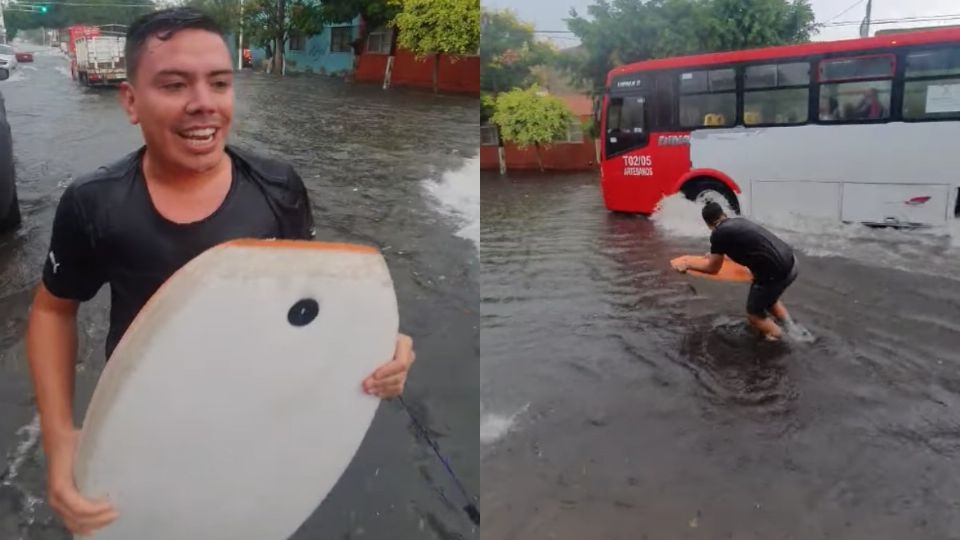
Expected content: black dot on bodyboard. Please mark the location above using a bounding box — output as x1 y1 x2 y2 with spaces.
288 298 319 327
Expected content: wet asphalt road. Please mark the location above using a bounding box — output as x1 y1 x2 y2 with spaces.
0 46 479 539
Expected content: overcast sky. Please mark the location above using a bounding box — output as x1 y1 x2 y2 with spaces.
481 0 960 46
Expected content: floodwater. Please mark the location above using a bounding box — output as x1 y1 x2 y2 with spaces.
0 46 479 538
481 171 960 539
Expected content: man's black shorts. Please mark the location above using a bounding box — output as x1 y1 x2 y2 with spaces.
747 256 798 316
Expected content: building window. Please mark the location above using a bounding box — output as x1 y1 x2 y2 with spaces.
555 119 584 144
481 124 499 146
679 68 736 128
289 32 305 52
330 26 352 53
818 55 894 122
902 46 960 120
366 27 393 55
743 61 809 125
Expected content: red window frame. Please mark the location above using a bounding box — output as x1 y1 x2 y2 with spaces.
817 53 896 83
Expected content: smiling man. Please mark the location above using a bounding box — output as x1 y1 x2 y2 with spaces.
25 8 415 536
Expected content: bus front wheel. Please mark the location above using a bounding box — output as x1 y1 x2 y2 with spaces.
681 179 740 215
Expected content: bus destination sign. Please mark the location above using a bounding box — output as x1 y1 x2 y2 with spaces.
611 74 646 92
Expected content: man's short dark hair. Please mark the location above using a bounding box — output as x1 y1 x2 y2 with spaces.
125 7 225 82
701 201 725 226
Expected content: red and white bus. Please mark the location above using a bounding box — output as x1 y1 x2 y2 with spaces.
600 28 960 228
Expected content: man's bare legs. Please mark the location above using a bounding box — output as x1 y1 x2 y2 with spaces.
769 301 790 324
746 301 793 340
747 313 783 340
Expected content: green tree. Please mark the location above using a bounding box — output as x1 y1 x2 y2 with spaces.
4 10 36 42
480 8 555 94
183 0 242 64
491 85 575 172
563 0 818 98
240 0 328 76
5 0 155 38
184 0 242 38
390 0 480 93
481 92 495 122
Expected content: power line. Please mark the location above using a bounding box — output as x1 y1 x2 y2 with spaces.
822 13 960 27
825 0 866 23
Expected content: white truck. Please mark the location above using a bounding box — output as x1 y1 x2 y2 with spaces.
74 34 126 86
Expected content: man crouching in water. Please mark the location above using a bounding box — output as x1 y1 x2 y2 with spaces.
674 202 799 340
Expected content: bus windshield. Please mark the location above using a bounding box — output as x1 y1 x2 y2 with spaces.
605 95 645 157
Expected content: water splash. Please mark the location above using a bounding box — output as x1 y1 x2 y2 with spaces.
4 414 40 484
651 194 713 238
423 155 479 247
480 403 529 446
6 70 28 83
782 318 816 344
1 414 43 531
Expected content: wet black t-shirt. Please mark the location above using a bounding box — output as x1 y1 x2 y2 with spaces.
710 217 794 283
42 145 316 359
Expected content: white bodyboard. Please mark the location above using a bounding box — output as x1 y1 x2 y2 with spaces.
73 239 398 540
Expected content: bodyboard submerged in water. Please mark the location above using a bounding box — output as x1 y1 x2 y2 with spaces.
671 255 753 283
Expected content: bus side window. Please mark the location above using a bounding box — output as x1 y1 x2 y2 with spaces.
679 68 736 128
818 55 894 122
744 61 810 125
653 74 677 130
902 46 960 120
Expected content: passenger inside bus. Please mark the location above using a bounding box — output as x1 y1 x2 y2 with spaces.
819 96 840 120
819 88 889 121
853 88 885 119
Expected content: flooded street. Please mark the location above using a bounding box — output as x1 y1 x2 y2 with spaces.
481 171 960 539
0 47 479 539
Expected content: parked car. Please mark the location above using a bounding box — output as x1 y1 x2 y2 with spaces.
15 51 33 63
0 67 20 233
0 45 18 72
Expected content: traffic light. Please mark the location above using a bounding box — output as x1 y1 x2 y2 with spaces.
39 5 48 12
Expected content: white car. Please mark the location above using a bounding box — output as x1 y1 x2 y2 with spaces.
0 44 18 71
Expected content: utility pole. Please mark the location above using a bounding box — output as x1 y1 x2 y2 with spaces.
0 0 7 45
859 0 872 38
237 0 243 70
